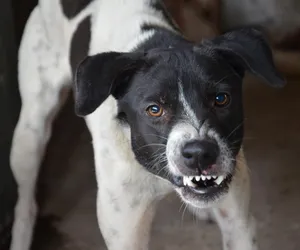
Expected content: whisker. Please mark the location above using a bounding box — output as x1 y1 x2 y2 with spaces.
156 164 169 176
151 158 168 168
211 74 236 87
225 122 244 140
136 143 166 151
226 157 245 166
143 134 168 141
179 201 186 213
181 203 189 223
192 208 200 226
151 147 166 158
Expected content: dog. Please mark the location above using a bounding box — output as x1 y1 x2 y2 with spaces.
9 0 285 249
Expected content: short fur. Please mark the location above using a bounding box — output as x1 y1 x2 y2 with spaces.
10 0 285 250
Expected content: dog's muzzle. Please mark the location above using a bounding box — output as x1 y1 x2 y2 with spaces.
167 138 234 205
173 139 232 193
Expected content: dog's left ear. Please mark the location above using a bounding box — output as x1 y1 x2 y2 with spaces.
74 52 145 116
201 27 286 87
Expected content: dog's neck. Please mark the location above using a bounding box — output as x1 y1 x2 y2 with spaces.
89 0 184 54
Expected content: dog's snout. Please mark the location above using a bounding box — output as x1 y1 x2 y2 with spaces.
181 140 219 171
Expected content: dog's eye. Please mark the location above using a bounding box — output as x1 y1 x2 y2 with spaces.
146 104 164 117
215 93 230 107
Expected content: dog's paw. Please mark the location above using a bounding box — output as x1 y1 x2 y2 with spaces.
10 199 38 250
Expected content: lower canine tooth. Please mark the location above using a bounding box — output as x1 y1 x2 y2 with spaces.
183 177 196 187
186 178 196 187
183 177 187 186
188 181 196 187
215 176 224 185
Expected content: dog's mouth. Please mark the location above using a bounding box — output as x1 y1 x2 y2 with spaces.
172 173 232 200
182 174 231 192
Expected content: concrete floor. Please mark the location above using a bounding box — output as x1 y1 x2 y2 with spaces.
31 74 300 250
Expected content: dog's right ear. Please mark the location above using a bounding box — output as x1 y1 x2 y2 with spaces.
200 27 286 88
74 52 146 117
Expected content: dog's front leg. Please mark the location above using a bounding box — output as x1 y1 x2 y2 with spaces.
85 101 172 250
96 166 170 250
213 151 258 250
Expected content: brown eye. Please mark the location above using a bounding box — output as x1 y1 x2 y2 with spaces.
146 104 164 117
215 93 230 107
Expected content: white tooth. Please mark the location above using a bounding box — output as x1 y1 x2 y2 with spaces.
183 177 187 186
184 176 189 186
215 176 224 185
188 176 194 180
212 175 217 179
206 176 211 180
186 178 197 187
189 182 197 188
201 175 206 181
195 176 201 181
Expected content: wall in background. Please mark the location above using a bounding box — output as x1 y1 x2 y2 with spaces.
0 0 20 249
222 0 300 47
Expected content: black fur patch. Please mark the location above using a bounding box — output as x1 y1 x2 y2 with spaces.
61 0 93 19
70 16 91 76
149 1 180 32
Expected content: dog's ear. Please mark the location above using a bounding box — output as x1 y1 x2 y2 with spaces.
74 52 145 116
202 27 286 87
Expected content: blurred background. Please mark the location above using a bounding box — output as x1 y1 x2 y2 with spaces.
0 0 299 249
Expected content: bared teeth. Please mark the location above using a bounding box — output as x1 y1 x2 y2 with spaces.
214 176 224 185
183 175 225 187
183 176 196 187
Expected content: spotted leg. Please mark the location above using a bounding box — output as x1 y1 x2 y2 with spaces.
85 103 173 250
10 7 70 250
213 150 258 250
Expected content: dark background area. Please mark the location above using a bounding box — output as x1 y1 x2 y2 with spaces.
12 0 37 45
0 0 37 248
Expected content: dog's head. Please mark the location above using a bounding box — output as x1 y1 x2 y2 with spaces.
74 28 285 207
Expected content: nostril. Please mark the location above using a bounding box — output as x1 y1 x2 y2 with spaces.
182 141 201 160
182 149 194 159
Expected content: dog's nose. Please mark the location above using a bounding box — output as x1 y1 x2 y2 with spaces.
181 140 219 171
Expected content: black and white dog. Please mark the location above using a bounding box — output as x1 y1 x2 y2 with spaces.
10 0 285 249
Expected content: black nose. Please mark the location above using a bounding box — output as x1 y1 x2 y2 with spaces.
181 140 219 170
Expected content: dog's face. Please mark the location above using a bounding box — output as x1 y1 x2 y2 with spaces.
117 53 244 207
74 28 285 207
